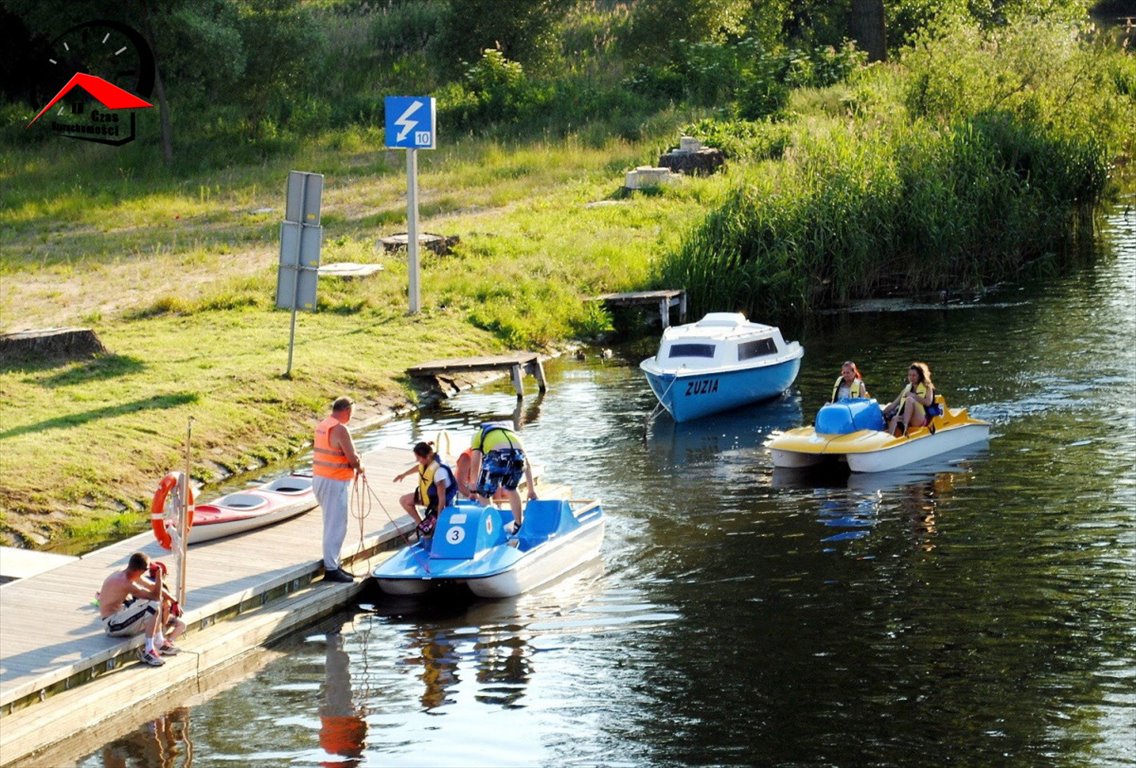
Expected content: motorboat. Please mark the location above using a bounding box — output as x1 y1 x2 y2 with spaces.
372 498 604 598
639 312 803 422
152 471 317 548
766 396 990 473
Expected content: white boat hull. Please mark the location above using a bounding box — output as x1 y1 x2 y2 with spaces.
467 518 605 598
845 423 990 472
766 404 992 473
189 497 316 543
187 473 316 544
374 500 605 599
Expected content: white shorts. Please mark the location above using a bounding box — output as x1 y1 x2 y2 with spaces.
103 598 159 637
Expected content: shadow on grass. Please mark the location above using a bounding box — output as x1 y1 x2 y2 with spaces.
0 353 144 379
38 354 147 386
0 392 198 439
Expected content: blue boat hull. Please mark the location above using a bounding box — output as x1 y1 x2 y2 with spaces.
643 357 802 422
373 499 605 598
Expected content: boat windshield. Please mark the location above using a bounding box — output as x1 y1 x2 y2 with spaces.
738 338 777 360
669 343 716 359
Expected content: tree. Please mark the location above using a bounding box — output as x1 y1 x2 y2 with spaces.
435 0 573 74
623 0 753 62
850 0 887 61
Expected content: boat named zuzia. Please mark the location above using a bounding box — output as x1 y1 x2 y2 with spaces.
640 312 804 422
373 498 605 599
766 397 991 473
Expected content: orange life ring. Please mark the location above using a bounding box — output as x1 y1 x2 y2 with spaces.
151 471 195 550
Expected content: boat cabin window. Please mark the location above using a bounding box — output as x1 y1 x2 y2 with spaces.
738 338 777 360
669 343 716 359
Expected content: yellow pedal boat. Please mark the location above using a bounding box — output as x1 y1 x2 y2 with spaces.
766 396 990 473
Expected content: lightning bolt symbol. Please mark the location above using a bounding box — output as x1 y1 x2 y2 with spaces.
395 100 423 142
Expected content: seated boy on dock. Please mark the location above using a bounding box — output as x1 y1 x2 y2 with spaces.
99 552 185 667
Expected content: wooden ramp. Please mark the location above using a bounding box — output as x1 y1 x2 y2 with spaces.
0 446 564 764
590 289 687 329
407 352 547 398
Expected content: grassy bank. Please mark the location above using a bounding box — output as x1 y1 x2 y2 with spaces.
0 118 722 548
662 19 1135 319
2 16 1132 551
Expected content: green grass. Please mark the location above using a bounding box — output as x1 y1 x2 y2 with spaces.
1 16 1131 550
0 115 722 548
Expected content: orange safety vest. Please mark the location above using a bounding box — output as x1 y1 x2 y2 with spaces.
313 416 354 481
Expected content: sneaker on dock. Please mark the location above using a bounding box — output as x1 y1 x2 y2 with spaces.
138 649 165 667
158 642 180 656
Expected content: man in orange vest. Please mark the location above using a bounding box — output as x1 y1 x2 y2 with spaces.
313 396 364 583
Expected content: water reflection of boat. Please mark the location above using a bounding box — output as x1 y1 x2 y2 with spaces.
771 443 990 493
844 445 990 494
372 498 604 598
640 313 804 422
362 560 605 715
648 394 802 467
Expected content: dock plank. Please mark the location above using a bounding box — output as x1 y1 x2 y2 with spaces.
0 447 413 710
590 288 687 328
407 352 547 397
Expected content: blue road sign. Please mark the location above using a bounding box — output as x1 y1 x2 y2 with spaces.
384 96 436 149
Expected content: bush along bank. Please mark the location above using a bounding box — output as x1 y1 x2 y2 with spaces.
661 19 1132 319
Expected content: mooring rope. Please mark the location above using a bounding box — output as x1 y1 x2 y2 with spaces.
349 475 372 564
362 476 415 547
642 370 682 442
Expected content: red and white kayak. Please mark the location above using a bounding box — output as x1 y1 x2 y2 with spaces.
152 471 317 548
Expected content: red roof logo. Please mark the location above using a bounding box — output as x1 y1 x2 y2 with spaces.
27 72 153 127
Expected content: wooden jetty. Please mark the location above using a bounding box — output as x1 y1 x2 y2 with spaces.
0 446 560 764
591 289 687 329
0 548 77 585
407 352 547 398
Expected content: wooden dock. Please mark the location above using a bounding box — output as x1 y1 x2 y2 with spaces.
0 446 473 764
407 352 547 398
591 289 687 329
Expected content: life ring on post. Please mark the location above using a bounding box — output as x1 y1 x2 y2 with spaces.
151 471 195 550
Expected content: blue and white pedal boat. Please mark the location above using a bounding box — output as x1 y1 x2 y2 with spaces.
372 498 605 599
640 312 804 422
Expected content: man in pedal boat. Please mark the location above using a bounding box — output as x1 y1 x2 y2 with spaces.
468 422 537 535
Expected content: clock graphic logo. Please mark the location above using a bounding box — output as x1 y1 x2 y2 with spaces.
28 20 155 146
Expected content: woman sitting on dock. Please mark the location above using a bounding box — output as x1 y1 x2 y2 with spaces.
395 442 457 537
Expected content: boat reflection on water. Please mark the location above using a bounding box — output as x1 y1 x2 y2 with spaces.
360 558 603 713
772 444 991 551
647 393 803 470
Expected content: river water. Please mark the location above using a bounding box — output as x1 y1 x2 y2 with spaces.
74 202 1133 767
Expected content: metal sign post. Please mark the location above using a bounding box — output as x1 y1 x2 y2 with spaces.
276 171 323 375
407 148 420 313
176 416 193 609
384 96 436 315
